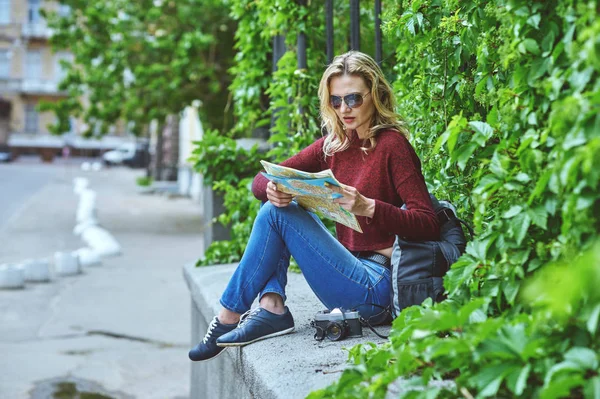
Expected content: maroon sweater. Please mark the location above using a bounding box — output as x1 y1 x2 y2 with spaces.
252 130 440 251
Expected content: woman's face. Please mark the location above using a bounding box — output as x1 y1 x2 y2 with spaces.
329 74 375 139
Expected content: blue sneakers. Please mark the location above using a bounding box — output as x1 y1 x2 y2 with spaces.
216 307 295 347
188 316 237 361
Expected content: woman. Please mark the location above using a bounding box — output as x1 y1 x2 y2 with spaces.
189 51 439 362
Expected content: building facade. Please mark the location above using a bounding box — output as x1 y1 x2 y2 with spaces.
0 0 129 160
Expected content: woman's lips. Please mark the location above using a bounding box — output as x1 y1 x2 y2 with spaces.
343 117 355 123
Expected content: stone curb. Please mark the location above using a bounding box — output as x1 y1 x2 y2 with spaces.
183 262 390 399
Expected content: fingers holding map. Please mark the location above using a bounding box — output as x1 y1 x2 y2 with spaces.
260 160 363 233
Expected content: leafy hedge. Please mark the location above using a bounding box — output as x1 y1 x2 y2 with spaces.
309 1 600 397
191 0 599 397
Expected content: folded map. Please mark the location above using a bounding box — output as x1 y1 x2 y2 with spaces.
260 160 363 233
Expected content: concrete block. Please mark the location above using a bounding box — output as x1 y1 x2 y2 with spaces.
81 226 121 258
73 177 90 194
75 247 102 267
76 189 97 223
19 259 51 282
73 220 99 236
54 251 81 276
0 264 26 289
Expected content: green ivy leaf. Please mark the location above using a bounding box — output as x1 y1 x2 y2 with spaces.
512 213 532 246
565 347 599 370
515 364 532 396
503 280 520 305
471 363 512 397
584 377 600 399
455 142 478 171
528 57 550 84
486 106 499 126
587 304 600 336
506 363 531 396
503 206 523 219
527 206 548 229
569 66 594 93
469 121 494 140
521 38 541 55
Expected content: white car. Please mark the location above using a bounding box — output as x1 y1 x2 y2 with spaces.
102 143 136 165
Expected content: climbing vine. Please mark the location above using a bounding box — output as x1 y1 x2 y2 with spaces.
308 1 600 397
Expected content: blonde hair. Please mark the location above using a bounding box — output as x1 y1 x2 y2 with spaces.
317 51 408 156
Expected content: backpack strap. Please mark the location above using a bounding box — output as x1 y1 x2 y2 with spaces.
457 217 475 239
435 198 475 239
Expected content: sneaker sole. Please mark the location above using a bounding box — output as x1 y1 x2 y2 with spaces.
190 346 228 362
216 327 295 347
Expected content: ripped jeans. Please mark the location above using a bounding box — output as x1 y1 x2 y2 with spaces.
219 201 391 323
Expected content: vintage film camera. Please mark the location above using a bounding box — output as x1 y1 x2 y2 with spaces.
311 308 362 341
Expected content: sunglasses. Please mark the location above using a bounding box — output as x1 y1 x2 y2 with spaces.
329 92 370 109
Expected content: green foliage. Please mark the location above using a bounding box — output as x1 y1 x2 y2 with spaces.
188 129 263 187
265 49 322 162
41 0 235 136
135 176 153 187
196 177 261 266
308 0 600 397
227 1 273 136
193 0 333 265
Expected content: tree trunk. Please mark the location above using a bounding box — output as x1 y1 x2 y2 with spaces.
153 122 164 181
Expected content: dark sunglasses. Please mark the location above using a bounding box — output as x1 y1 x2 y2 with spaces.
329 92 370 109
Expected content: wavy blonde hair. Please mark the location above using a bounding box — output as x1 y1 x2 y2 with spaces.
318 51 408 156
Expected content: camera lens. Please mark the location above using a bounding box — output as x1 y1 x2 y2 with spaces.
326 321 346 341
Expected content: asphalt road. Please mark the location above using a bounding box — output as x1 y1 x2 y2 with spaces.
0 162 57 231
0 158 201 398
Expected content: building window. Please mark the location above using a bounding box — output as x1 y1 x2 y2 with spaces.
27 0 40 23
25 50 41 80
24 103 39 134
0 0 11 24
0 50 10 77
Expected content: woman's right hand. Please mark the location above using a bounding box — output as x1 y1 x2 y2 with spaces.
266 181 294 207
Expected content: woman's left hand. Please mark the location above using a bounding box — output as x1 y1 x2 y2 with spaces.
326 183 375 217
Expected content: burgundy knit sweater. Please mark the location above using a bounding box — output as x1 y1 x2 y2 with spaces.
252 130 440 251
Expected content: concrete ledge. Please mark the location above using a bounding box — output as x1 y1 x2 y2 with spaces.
183 263 390 399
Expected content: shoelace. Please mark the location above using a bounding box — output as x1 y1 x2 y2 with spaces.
202 317 219 344
238 308 262 328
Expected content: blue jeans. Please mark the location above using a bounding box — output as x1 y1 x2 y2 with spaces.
219 201 391 324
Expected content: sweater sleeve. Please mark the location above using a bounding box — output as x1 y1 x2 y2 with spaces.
251 137 326 202
370 136 440 241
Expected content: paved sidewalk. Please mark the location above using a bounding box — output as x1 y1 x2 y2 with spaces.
0 162 204 398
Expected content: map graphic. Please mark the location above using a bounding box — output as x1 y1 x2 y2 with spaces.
260 160 363 233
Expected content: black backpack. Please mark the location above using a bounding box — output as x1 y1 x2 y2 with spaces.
389 195 472 318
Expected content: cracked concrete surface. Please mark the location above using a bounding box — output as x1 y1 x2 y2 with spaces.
0 161 204 398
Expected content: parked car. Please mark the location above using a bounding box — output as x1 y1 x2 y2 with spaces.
0 144 12 163
102 143 136 166
122 142 150 168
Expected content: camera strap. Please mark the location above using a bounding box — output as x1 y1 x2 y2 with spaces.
361 319 389 339
358 303 392 339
